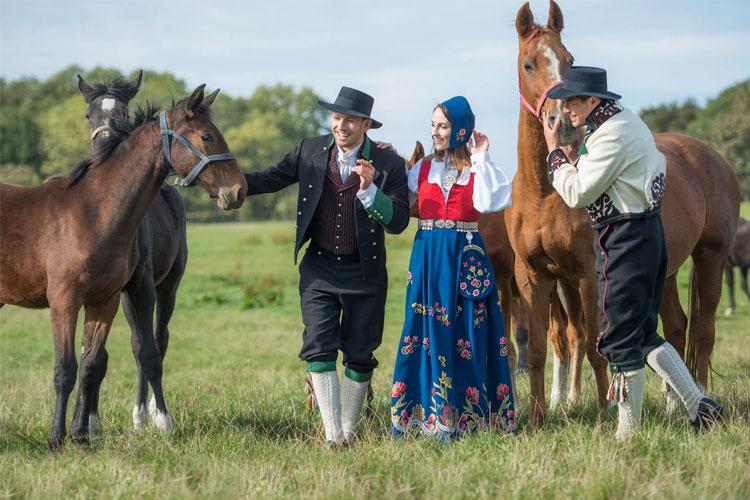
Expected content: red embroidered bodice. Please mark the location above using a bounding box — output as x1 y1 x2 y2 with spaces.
417 158 480 222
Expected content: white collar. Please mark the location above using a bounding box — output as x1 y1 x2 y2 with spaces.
337 141 363 166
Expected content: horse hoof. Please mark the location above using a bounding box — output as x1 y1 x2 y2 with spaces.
71 434 91 450
47 433 65 451
152 411 174 433
133 404 148 430
88 414 101 436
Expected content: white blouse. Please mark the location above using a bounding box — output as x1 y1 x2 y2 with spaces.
407 151 512 214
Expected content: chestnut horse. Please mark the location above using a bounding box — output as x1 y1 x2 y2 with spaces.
0 85 247 449
508 1 740 425
77 72 189 433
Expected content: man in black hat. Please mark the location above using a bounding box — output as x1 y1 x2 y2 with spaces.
542 66 722 439
243 86 409 447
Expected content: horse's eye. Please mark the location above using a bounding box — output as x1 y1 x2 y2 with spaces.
523 61 535 72
85 114 90 119
201 133 212 142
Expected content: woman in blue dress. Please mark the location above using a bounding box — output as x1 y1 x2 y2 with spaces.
390 96 516 439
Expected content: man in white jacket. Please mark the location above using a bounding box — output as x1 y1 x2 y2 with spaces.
542 66 722 439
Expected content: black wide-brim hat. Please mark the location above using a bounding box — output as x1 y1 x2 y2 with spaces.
548 66 622 100
318 86 382 129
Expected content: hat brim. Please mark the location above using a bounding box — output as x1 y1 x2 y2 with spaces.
318 100 382 129
547 85 621 101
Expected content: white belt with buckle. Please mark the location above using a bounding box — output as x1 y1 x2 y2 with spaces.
419 219 478 232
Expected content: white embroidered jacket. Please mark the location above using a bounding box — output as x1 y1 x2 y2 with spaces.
548 107 667 228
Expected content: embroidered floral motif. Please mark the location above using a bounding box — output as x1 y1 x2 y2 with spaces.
406 270 413 286
499 336 509 356
546 148 569 182
473 302 487 328
585 100 622 131
585 192 620 224
455 338 473 360
650 172 666 209
459 255 494 299
401 335 420 355
411 302 451 326
455 128 467 143
422 337 431 355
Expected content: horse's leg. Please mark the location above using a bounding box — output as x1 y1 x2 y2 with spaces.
579 275 609 409
548 286 569 410
740 266 750 303
516 260 554 427
121 268 159 431
70 295 119 445
513 298 529 374
724 261 735 317
71 317 107 437
558 282 588 405
148 252 185 431
47 296 80 450
688 249 725 390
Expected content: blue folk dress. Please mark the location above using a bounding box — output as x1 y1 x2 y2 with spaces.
391 155 516 439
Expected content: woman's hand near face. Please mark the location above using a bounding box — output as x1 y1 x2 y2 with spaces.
469 130 490 154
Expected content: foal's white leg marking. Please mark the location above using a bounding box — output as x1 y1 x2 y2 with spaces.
550 281 570 409
88 413 101 436
149 395 157 418
101 97 116 112
550 354 569 410
149 395 174 433
133 403 148 430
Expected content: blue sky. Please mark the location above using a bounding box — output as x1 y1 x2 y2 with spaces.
2 0 749 175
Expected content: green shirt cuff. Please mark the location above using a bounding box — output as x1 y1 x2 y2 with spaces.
364 188 393 225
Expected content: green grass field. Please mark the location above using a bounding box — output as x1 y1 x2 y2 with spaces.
1 207 749 498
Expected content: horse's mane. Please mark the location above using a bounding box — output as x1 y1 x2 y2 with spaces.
82 77 138 104
64 102 161 187
59 98 212 188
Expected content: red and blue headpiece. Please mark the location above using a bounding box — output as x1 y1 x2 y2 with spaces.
441 96 475 149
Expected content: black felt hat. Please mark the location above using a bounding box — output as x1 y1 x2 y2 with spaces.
548 66 622 100
318 86 382 129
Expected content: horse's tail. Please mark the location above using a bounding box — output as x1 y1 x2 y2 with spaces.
685 261 702 382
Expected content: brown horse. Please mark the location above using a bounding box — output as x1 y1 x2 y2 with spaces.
724 217 750 317
0 85 247 449
77 73 189 433
507 1 740 426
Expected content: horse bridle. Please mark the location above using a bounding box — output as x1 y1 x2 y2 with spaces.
159 111 235 187
519 78 562 124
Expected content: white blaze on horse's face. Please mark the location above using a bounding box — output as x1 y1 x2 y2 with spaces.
541 43 564 119
101 97 116 112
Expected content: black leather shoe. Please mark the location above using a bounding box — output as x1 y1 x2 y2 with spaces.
691 397 724 432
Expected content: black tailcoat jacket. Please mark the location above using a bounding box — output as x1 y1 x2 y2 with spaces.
244 134 410 278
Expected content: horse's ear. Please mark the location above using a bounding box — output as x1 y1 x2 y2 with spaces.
77 74 96 103
516 2 535 38
407 140 425 169
203 88 220 107
547 0 564 33
122 70 143 102
185 84 207 116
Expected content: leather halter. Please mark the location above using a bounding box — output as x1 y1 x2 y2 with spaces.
159 111 235 187
519 78 562 124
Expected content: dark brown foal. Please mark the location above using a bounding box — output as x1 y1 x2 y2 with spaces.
0 85 247 449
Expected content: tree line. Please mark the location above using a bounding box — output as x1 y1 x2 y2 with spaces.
0 66 327 221
1 67 748 222
639 79 749 200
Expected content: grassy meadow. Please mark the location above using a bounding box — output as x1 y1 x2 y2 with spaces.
1 205 749 498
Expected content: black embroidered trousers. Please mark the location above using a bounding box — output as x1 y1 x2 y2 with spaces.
594 214 667 371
